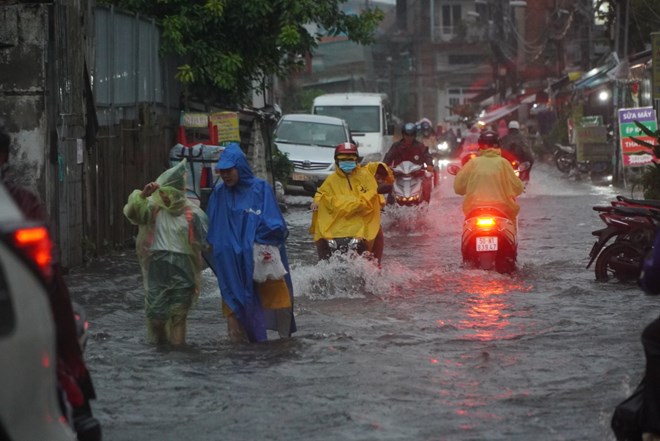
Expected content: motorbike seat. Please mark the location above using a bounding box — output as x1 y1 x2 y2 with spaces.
616 195 660 209
613 205 660 218
465 207 511 220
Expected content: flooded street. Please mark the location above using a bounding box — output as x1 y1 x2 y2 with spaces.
67 163 657 441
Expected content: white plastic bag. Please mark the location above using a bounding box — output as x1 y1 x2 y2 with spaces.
253 244 288 283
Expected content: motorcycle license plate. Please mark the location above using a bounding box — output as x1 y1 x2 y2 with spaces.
476 236 498 252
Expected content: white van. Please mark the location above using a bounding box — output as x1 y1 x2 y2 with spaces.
312 93 394 163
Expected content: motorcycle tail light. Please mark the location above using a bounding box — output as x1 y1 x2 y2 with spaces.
476 217 495 227
12 226 54 280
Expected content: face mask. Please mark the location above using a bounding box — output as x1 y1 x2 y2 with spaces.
338 160 357 174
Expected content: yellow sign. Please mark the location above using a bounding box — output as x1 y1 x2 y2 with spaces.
209 112 240 144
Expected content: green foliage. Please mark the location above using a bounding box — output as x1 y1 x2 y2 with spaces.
104 0 384 106
630 120 660 200
270 144 294 186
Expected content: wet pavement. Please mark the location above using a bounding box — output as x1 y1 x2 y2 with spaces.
66 163 656 441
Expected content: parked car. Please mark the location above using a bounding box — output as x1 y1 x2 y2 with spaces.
0 181 76 441
274 113 352 193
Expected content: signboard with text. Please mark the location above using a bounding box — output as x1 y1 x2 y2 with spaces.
209 112 240 144
618 106 658 167
575 125 610 162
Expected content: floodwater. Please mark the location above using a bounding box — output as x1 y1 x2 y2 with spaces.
67 163 657 441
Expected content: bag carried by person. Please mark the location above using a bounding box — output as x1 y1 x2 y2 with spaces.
253 244 287 283
611 380 644 441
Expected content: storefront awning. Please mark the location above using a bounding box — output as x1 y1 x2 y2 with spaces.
574 54 619 90
476 103 520 126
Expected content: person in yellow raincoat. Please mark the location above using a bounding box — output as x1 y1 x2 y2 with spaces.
453 130 524 222
123 159 208 346
310 142 383 264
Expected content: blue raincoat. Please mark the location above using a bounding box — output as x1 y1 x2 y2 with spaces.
206 144 296 342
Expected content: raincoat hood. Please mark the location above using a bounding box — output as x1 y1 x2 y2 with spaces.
215 143 254 188
453 150 524 220
365 162 395 185
478 148 501 157
152 159 187 216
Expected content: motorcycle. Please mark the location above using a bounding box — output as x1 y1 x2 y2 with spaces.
460 207 518 273
587 199 660 282
447 164 519 273
317 237 368 260
389 160 433 206
554 143 576 173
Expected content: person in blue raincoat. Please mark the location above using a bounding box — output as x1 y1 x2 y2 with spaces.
206 143 296 343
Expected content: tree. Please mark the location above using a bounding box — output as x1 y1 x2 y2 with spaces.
594 0 660 54
105 0 384 107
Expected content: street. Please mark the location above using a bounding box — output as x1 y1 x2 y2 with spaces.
66 163 655 441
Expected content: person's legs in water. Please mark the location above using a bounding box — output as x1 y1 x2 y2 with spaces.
226 314 248 343
315 239 331 260
370 228 384 266
275 308 293 338
147 319 167 345
168 311 188 346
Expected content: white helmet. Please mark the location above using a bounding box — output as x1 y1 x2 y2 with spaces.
508 120 520 130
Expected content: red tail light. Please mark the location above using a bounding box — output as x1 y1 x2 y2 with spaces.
476 217 495 227
12 226 53 280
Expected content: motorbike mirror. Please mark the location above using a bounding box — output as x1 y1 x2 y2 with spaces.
447 164 461 176
377 183 393 194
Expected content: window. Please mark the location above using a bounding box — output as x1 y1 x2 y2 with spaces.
441 4 461 35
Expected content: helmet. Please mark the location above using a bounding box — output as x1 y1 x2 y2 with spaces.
508 120 520 130
420 120 432 136
334 142 359 158
477 130 500 149
402 122 417 136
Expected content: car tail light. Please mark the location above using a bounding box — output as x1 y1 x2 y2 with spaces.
476 217 496 227
12 226 53 280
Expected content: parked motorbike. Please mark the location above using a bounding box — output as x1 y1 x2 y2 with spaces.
389 160 433 206
554 143 576 173
587 198 660 282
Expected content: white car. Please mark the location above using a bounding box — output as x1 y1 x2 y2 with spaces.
274 114 352 193
0 182 77 441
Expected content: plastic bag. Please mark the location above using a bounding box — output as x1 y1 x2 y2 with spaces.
253 244 288 283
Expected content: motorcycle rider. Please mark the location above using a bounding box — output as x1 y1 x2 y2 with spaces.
417 119 440 185
383 122 434 201
453 130 524 223
499 120 535 180
384 122 434 171
310 142 383 264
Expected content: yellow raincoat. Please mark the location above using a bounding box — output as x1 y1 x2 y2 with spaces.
310 165 381 245
453 148 524 220
365 162 394 207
